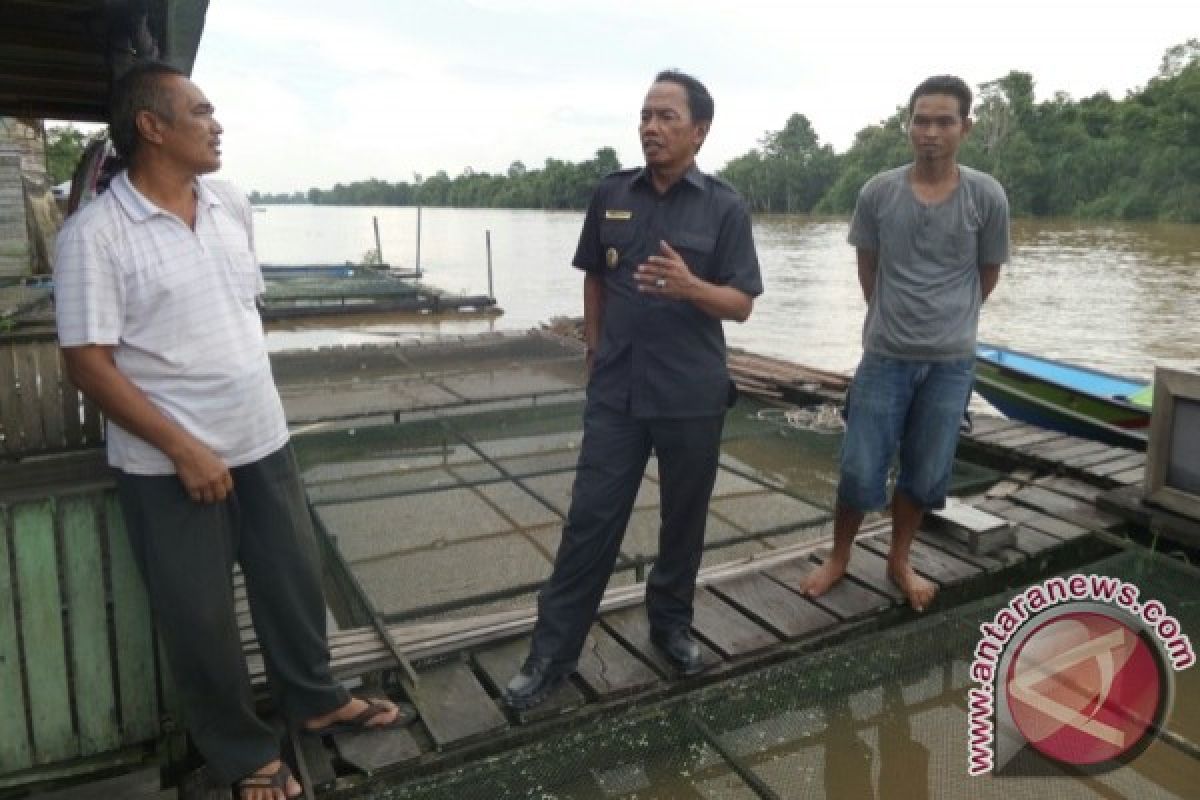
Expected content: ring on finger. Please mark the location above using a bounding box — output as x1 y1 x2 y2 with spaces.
654 278 666 289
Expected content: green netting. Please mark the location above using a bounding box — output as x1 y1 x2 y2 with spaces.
363 547 1199 799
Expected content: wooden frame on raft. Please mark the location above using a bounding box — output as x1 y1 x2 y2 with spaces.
1144 367 1200 520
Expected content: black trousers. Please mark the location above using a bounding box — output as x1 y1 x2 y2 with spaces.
529 401 725 670
116 444 349 784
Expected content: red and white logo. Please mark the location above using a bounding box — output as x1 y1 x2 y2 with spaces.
1005 610 1165 766
967 575 1193 776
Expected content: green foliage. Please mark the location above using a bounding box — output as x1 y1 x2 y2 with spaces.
44 126 90 184
727 41 1200 222
248 42 1200 223
251 148 622 210
720 113 840 212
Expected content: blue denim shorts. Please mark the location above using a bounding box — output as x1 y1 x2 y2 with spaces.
837 352 975 512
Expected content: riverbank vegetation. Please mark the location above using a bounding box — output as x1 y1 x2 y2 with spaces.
252 42 1196 221
737 40 1200 222
43 42 1192 222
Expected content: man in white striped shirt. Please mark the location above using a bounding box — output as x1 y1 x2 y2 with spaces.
55 62 404 800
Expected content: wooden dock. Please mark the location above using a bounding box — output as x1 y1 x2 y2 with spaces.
223 461 1125 797
2 333 1180 798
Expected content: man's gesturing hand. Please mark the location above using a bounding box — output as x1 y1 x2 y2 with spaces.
635 240 698 300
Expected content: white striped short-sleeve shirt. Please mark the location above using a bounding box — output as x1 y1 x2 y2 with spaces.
54 172 289 475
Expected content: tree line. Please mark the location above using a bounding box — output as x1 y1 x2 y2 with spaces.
723 39 1199 221
45 41 1198 222
250 148 621 210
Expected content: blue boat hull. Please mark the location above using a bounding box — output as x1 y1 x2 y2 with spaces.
974 343 1149 451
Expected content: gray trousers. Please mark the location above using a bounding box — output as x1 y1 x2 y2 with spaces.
116 444 348 784
529 401 725 671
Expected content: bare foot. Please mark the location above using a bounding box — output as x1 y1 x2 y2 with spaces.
887 561 937 612
237 759 301 800
304 696 400 733
800 559 848 598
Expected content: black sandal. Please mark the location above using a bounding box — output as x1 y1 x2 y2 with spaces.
235 762 300 799
307 697 418 737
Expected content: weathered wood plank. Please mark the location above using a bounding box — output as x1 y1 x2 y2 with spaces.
575 625 659 700
1007 525 1065 557
0 505 34 772
1032 475 1105 503
331 725 422 775
915 530 1024 573
286 730 339 791
1089 453 1146 478
1026 437 1108 460
414 658 507 750
864 534 982 587
60 495 121 756
1110 466 1145 486
1011 485 1124 532
601 605 721 677
1000 504 1091 541
0 344 23 455
34 341 65 451
105 494 160 743
1062 446 1134 470
689 587 778 659
81 393 104 446
709 571 837 640
763 558 893 621
58 351 86 449
14 345 46 453
12 500 77 763
995 429 1070 451
472 637 584 723
964 415 1021 437
974 422 1040 445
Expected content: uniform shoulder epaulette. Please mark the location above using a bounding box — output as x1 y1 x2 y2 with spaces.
604 167 639 180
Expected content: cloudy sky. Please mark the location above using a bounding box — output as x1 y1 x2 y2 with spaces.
190 0 1197 193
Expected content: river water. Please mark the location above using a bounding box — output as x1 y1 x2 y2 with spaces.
254 205 1200 381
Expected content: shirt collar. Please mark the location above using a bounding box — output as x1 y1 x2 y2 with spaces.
630 164 706 192
110 170 223 222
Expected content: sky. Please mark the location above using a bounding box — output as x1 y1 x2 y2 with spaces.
188 0 1199 193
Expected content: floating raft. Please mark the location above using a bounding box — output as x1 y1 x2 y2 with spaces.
260 270 496 320
2 332 1174 798
221 469 1122 797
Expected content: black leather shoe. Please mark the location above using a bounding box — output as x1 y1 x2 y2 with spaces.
503 657 567 710
650 627 704 676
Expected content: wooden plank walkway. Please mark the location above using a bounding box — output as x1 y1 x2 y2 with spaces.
960 414 1146 489
222 467 1123 796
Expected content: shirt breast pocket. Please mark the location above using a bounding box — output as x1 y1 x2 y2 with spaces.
226 250 261 309
599 220 638 268
670 231 716 278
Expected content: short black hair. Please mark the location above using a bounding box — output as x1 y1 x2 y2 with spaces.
908 75 973 119
109 61 187 161
654 69 714 124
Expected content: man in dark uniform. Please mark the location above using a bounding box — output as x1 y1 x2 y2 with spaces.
504 69 763 709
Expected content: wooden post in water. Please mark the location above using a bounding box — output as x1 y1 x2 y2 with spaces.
415 206 423 277
485 230 494 300
372 216 383 265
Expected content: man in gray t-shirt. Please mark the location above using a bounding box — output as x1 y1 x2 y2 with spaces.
801 75 1010 613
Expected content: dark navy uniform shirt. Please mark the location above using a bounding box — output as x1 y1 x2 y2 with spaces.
574 165 763 418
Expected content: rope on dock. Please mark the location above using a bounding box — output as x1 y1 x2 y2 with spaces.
755 404 845 434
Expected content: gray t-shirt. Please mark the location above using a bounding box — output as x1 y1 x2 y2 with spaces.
848 164 1009 360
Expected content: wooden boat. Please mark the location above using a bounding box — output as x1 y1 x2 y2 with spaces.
974 342 1151 450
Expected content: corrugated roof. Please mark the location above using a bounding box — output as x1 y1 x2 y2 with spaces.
0 0 209 122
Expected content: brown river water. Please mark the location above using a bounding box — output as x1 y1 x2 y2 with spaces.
255 206 1200 384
